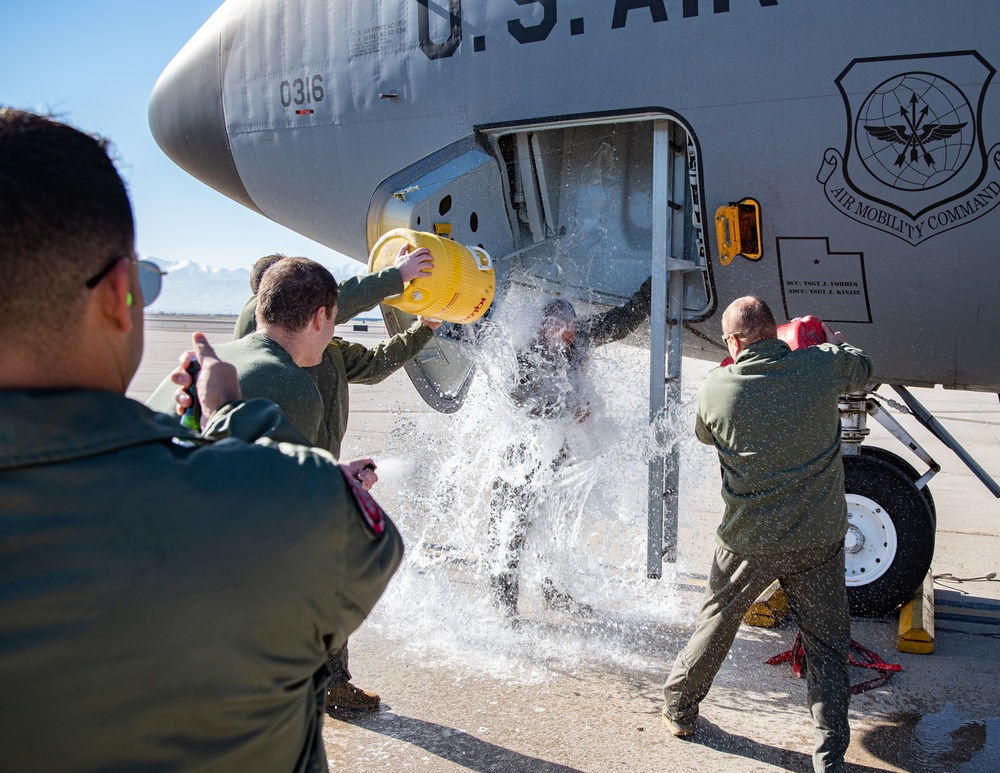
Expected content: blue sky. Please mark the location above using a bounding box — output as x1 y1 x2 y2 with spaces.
0 1 355 274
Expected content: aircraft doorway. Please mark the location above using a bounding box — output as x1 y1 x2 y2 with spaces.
482 113 713 575
482 112 713 320
368 111 714 575
366 112 714 410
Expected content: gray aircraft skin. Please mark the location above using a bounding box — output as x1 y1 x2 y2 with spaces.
150 0 1000 614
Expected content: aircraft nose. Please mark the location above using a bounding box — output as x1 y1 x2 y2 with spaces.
148 8 260 214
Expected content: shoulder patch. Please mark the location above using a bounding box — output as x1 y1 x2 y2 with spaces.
341 468 387 536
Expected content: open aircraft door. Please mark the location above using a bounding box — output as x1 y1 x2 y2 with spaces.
367 138 517 412
368 113 714 573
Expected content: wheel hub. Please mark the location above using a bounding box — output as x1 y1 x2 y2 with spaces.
844 525 864 554
844 493 899 586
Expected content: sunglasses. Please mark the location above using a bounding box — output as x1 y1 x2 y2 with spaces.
85 256 167 308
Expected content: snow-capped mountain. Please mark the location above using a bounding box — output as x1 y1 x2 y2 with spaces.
144 258 367 315
144 260 251 315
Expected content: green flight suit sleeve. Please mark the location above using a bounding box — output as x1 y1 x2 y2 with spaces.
201 398 316 447
233 296 258 339
695 402 715 445
830 341 874 392
578 275 652 348
335 268 404 324
145 372 182 418
337 322 435 385
204 398 405 645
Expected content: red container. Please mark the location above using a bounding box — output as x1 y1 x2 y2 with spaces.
721 315 826 366
777 315 826 350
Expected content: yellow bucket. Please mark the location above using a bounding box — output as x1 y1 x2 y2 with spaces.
367 228 495 324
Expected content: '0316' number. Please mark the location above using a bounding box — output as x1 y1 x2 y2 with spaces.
280 75 325 107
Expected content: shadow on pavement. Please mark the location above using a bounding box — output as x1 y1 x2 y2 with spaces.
690 718 890 773
343 711 586 773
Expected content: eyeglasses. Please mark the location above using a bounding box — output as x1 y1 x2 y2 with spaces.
84 256 167 308
722 331 744 344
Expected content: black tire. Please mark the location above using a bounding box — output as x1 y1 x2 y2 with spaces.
858 446 936 523
843 455 936 617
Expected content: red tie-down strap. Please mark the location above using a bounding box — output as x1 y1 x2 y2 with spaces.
765 630 903 695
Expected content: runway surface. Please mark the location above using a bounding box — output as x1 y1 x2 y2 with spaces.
132 315 1000 773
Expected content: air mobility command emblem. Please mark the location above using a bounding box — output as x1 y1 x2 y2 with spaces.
818 52 1000 245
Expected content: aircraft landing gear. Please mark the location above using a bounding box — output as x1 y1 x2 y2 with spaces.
840 384 1000 615
840 391 940 616
843 454 936 616
858 446 936 522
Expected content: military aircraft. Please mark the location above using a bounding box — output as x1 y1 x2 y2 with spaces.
150 0 1000 616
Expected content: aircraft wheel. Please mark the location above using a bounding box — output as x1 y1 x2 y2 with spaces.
843 455 935 617
858 446 936 523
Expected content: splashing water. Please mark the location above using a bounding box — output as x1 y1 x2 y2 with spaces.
363 284 720 681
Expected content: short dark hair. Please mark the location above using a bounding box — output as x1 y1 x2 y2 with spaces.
249 253 286 294
0 109 134 341
542 298 576 322
256 257 339 331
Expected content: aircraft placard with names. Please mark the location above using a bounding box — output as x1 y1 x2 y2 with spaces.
776 237 872 324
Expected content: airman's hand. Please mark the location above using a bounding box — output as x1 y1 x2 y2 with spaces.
821 320 845 344
170 352 198 417
418 316 443 331
394 244 434 283
172 333 241 422
343 457 379 491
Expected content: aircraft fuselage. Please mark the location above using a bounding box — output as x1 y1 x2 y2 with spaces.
150 0 1000 391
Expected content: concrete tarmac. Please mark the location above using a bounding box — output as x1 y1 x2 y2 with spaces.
132 315 1000 773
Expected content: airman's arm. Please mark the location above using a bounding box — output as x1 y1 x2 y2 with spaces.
337 322 435 385
579 275 652 348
